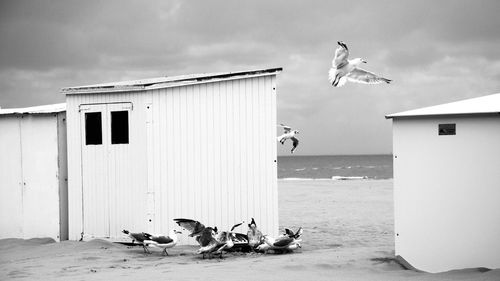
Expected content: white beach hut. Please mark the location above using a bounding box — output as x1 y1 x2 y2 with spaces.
62 68 282 243
386 93 500 273
0 103 68 241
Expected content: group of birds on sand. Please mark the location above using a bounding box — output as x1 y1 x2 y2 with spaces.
123 218 302 259
277 41 392 154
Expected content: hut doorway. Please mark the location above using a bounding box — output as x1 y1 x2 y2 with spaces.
79 102 137 238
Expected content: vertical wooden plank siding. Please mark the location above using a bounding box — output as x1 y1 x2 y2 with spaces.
67 75 278 242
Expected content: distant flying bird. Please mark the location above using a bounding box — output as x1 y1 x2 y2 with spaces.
277 124 299 154
173 218 217 247
329 41 392 87
122 229 152 253
143 229 182 256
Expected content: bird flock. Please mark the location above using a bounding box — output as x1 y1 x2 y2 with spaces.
278 41 392 154
123 218 302 259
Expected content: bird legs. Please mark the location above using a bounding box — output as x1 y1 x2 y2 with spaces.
162 248 169 256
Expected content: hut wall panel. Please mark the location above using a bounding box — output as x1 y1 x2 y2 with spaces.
0 116 24 238
150 76 278 243
0 114 65 240
393 116 500 272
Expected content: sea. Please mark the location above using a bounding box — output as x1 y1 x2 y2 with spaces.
277 154 393 180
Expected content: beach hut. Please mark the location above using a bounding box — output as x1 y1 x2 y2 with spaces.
386 93 500 273
0 103 68 241
62 67 282 243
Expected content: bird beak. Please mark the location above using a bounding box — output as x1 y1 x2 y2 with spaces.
362 60 367 63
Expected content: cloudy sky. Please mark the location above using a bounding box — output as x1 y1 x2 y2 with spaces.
1 0 499 155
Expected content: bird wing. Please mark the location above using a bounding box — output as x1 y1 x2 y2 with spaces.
273 237 294 247
278 123 291 133
291 137 299 149
230 221 244 232
332 42 349 69
130 232 152 242
173 218 205 236
346 68 392 84
294 227 303 239
233 233 249 244
151 235 173 244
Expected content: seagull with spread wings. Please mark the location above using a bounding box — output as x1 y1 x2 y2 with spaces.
173 218 217 247
277 124 299 154
329 41 392 87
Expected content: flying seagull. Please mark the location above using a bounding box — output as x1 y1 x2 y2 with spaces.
122 229 152 253
329 41 391 87
143 229 182 256
277 124 299 154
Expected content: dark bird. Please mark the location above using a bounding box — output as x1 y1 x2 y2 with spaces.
122 229 152 253
277 124 299 154
329 41 392 87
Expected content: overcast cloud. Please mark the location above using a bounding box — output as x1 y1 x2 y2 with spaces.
1 0 499 155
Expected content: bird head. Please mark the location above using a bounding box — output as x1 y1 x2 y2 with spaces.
248 218 257 228
351 58 367 66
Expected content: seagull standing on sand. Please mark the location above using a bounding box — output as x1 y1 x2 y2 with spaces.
122 229 152 253
143 229 182 256
277 124 299 154
329 41 392 87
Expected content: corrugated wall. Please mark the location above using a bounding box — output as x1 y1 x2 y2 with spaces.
67 75 278 242
0 114 63 240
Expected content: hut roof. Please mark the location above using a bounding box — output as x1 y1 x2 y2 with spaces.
62 67 282 95
0 103 66 115
386 93 500 119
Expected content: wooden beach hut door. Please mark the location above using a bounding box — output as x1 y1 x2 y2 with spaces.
79 103 134 239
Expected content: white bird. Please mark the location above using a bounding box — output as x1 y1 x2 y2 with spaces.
247 218 263 249
257 235 302 254
143 229 182 256
328 41 391 87
277 124 299 154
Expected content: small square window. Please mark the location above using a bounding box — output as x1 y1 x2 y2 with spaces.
85 112 102 145
111 111 129 144
439 123 456 135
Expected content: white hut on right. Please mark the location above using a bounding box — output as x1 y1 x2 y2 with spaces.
386 93 500 273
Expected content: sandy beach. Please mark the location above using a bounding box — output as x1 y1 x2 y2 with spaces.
1 179 499 281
